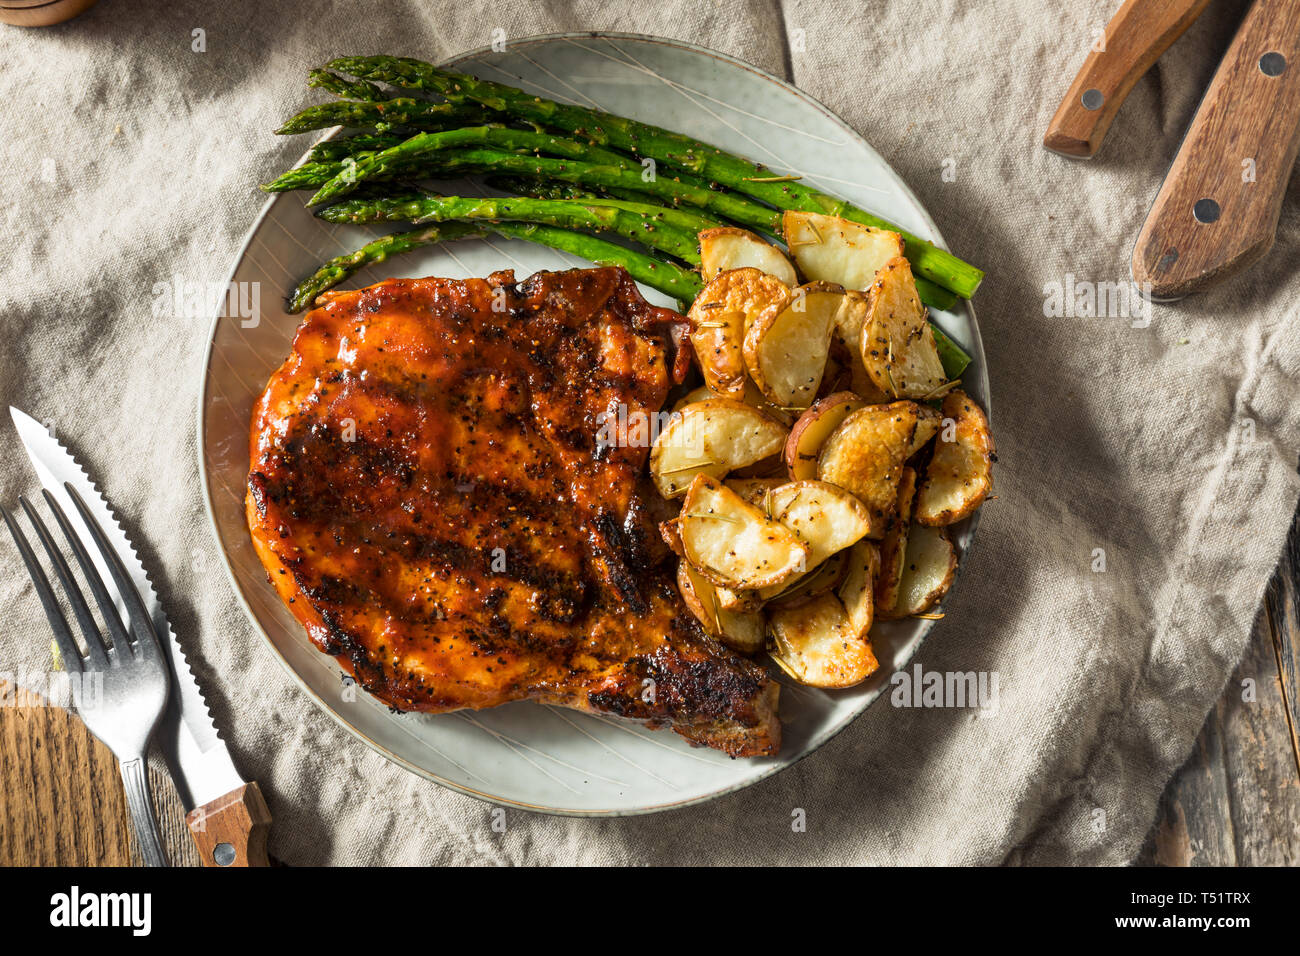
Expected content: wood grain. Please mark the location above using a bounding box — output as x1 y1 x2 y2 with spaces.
0 681 131 865
1137 507 1300 865
186 782 272 867
1044 0 1211 158
1131 0 1300 298
0 682 198 867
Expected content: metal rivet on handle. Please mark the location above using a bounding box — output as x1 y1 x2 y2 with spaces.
213 842 236 866
1193 198 1221 224
1259 52 1286 76
1081 89 1104 110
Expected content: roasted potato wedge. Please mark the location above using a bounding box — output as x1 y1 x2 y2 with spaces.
671 384 716 412
725 476 786 506
909 404 942 457
688 269 792 398
915 390 994 526
861 256 948 400
687 308 746 398
764 549 848 608
678 474 810 589
712 482 779 612
783 211 905 292
677 561 766 654
838 540 879 640
668 518 760 614
699 226 798 287
715 585 762 613
673 380 794 426
769 592 879 688
893 522 957 616
744 282 840 409
650 398 787 498
874 466 918 617
816 401 919 537
660 521 682 558
766 479 873 567
830 291 891 402
784 392 867 480
755 480 871 601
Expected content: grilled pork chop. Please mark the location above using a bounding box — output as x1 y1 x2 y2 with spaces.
246 267 780 757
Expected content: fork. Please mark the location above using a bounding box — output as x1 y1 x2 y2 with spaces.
2 485 171 867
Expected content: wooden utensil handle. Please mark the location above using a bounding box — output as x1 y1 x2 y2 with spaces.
1132 0 1300 298
185 782 271 867
1044 0 1211 158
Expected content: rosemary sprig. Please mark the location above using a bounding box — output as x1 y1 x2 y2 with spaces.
681 512 742 523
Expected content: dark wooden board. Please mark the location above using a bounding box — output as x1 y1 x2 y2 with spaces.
0 681 198 867
1137 507 1300 865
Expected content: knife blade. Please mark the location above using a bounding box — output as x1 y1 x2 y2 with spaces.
11 406 270 866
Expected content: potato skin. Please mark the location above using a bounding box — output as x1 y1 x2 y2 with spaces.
783 392 866 481
914 390 994 526
699 227 798 286
687 268 790 399
816 401 919 538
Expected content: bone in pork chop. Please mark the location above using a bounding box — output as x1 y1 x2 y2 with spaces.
246 267 780 757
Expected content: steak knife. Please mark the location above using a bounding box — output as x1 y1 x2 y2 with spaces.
1043 0 1211 159
11 407 271 867
1132 0 1300 297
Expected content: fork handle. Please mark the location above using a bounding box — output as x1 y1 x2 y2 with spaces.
120 757 169 867
186 782 272 867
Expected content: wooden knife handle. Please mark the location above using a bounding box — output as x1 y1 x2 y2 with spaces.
1044 0 1211 158
185 782 272 867
1132 0 1300 298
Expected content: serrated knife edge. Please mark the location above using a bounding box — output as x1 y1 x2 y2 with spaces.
9 406 243 810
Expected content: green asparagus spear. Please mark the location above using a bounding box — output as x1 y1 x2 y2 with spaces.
267 123 607 192
930 323 971 380
307 126 660 206
289 221 703 312
276 98 485 135
261 159 408 193
488 223 702 300
289 221 485 312
483 177 722 234
485 175 608 202
915 279 957 311
488 169 952 306
307 69 392 101
308 132 404 163
312 145 782 233
315 194 704 265
262 161 348 193
328 56 982 297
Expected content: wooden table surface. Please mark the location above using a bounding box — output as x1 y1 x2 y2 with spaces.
3 520 1298 867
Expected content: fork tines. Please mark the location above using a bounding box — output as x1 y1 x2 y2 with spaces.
2 485 163 671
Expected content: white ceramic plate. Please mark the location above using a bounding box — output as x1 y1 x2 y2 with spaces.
199 33 989 815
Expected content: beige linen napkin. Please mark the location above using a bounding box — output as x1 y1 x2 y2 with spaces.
0 0 1295 865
